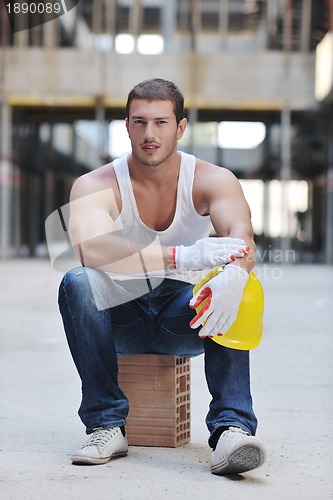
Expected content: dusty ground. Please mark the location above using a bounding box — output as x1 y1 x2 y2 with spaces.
1 260 332 499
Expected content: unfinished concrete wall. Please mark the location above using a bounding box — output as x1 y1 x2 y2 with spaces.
4 49 316 111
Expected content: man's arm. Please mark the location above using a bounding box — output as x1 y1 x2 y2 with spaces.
68 172 247 275
204 166 256 273
189 163 255 338
68 174 172 273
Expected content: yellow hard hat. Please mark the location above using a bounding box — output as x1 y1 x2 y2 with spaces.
192 266 264 350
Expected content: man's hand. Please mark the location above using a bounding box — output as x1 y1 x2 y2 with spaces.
189 264 249 338
173 237 250 271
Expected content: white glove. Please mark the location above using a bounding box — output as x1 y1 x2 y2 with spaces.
189 264 249 338
173 237 249 271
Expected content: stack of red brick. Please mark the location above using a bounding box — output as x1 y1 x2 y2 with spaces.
118 354 191 447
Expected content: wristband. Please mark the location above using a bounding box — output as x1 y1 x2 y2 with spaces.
172 246 177 269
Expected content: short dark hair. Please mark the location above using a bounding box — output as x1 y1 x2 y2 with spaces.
126 78 185 124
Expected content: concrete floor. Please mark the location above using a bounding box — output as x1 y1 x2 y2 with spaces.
1 259 332 499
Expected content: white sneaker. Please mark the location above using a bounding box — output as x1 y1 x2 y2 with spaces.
211 427 266 475
71 427 128 465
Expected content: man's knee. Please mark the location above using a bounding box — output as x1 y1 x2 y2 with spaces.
58 266 107 301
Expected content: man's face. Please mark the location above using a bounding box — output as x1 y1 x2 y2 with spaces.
126 99 186 167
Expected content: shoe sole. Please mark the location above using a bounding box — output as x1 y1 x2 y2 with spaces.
72 450 128 465
211 444 265 475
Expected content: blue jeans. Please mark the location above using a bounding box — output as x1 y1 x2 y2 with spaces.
58 266 258 446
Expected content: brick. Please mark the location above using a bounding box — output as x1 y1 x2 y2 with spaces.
118 354 191 447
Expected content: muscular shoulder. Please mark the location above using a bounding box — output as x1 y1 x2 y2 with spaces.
193 159 241 215
70 163 116 198
195 158 239 185
70 162 121 217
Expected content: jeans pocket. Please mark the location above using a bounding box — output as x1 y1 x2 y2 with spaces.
111 299 146 326
113 317 148 355
159 312 196 337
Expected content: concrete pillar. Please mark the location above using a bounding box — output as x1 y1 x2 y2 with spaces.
14 28 28 47
179 0 189 33
266 0 278 44
44 18 59 48
31 24 42 46
95 96 108 165
106 0 117 51
262 126 271 240
130 0 142 52
219 0 229 50
325 111 333 264
188 106 198 156
162 0 177 51
280 0 292 256
0 99 13 259
92 0 103 33
12 11 29 46
189 0 200 156
300 0 312 53
263 180 270 239
12 163 21 257
280 105 292 255
190 0 201 52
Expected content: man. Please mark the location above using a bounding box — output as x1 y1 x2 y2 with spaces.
58 78 266 475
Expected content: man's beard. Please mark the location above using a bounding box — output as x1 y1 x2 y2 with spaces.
132 142 176 168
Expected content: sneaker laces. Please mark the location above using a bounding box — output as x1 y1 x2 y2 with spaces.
229 427 248 434
82 428 118 450
223 427 249 438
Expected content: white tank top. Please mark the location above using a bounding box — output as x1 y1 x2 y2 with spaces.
112 151 212 283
